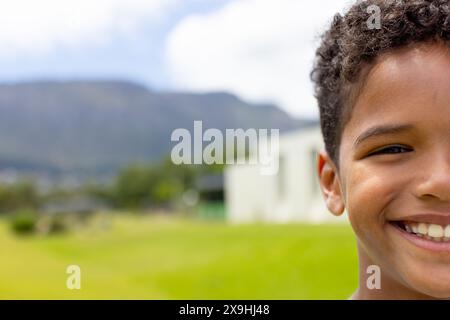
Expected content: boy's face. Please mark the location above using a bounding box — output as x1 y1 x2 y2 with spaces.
319 43 450 298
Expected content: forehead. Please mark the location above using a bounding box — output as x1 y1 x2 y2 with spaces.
342 43 450 144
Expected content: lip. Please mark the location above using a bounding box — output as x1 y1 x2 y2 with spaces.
389 222 450 253
390 214 450 226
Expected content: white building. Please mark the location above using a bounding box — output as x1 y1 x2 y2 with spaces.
224 125 347 224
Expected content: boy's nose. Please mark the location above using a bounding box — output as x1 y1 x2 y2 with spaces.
413 152 450 202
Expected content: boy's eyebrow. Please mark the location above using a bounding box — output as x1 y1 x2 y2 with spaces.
353 123 415 148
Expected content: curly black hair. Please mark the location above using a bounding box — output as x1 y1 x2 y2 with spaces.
311 0 450 168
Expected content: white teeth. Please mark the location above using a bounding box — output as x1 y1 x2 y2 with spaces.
428 224 444 238
402 222 450 242
417 223 428 235
445 225 450 238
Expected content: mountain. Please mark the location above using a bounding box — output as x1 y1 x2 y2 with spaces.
0 80 317 180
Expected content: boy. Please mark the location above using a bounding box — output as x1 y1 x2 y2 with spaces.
312 0 450 299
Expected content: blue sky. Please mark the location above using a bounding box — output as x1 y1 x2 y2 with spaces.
0 0 351 118
0 0 229 89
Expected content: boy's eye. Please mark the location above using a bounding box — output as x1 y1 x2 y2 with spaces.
368 145 412 157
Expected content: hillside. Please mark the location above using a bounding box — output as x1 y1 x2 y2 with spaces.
0 80 317 179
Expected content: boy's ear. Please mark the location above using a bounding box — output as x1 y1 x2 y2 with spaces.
317 150 345 216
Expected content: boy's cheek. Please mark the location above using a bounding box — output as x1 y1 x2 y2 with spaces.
344 168 394 238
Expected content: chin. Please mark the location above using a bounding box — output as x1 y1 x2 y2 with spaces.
405 271 450 299
393 255 450 299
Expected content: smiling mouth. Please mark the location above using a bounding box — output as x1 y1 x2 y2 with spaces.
392 221 450 243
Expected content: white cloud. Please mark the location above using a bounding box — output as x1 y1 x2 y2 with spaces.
166 0 352 118
0 0 176 57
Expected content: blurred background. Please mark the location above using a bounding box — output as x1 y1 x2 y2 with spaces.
0 0 357 299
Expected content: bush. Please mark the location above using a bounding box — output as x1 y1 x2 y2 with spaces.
47 215 67 234
10 210 38 234
34 214 69 235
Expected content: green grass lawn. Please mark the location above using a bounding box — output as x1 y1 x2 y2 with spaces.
0 214 358 299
